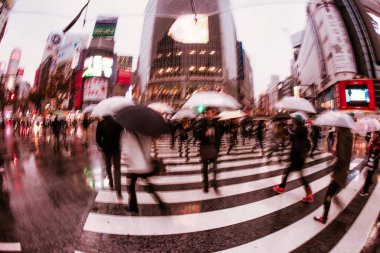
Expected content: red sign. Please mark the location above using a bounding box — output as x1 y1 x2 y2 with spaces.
17 68 24 76
117 69 131 85
338 79 376 112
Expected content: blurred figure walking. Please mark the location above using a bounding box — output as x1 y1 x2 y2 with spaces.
96 116 123 199
121 131 164 214
227 119 239 155
360 131 380 196
314 127 353 224
195 107 224 193
309 125 321 157
82 114 91 147
252 120 265 155
273 115 313 203
178 118 191 161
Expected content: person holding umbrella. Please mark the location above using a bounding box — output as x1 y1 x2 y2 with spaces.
273 115 313 203
360 131 380 196
96 115 123 199
314 126 353 224
194 107 225 193
113 105 170 214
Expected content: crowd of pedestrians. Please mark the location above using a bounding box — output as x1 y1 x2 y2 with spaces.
92 105 376 222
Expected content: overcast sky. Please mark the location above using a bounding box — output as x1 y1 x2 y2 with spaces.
0 0 307 98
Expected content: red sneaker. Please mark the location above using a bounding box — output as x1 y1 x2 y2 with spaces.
273 185 285 193
313 216 326 224
302 194 314 203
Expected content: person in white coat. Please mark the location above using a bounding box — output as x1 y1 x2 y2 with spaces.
120 130 164 214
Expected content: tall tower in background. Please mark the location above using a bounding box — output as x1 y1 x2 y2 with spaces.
137 0 253 107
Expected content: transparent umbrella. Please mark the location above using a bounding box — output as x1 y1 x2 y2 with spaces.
275 96 316 113
217 110 246 121
313 110 354 128
182 91 241 110
148 102 174 114
353 117 380 135
170 109 197 121
90 97 134 117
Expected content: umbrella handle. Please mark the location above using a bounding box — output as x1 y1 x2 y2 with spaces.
153 139 158 160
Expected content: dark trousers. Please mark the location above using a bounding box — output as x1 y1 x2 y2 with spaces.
127 173 163 212
178 138 190 159
322 180 340 220
310 139 318 156
104 151 121 194
362 155 379 193
279 157 311 194
201 159 218 190
227 132 238 154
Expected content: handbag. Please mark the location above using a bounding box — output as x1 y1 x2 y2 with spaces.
200 143 218 160
134 133 166 175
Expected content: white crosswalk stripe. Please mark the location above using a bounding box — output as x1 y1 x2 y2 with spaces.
76 137 376 252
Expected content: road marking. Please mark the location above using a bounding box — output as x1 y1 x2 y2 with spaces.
0 242 22 251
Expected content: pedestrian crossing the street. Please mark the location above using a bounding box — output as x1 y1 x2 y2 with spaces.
75 138 379 252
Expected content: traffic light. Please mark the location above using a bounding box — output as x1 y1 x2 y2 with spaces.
196 105 205 113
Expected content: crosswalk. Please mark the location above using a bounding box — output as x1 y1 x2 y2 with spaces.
75 137 379 252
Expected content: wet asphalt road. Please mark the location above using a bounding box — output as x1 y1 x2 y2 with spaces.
0 125 100 252
0 124 372 252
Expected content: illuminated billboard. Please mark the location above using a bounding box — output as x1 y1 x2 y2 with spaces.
82 55 113 78
83 77 108 102
168 15 209 44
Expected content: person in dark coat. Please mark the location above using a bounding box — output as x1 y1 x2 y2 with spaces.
273 115 313 203
96 116 123 199
51 117 62 152
309 125 321 157
314 127 353 224
227 119 239 155
360 131 380 196
194 107 224 193
252 120 265 155
178 118 191 161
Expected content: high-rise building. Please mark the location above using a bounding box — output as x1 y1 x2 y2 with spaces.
137 0 253 107
291 0 380 112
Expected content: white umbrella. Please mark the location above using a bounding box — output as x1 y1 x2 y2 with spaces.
217 110 246 121
170 109 197 121
182 91 241 110
313 110 354 128
148 102 174 114
275 96 316 113
290 111 309 120
353 117 380 134
82 104 97 114
90 97 134 117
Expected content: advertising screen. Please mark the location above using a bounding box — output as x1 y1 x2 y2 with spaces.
83 77 108 102
345 86 370 106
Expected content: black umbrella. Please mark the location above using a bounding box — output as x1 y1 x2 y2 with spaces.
113 105 171 137
272 113 291 121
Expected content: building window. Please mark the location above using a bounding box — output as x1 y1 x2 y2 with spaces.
199 66 206 71
209 50 215 55
157 53 163 58
189 66 195 71
167 52 172 57
176 51 182 56
189 50 196 55
199 50 206 55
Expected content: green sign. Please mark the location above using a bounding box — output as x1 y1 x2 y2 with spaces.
93 24 116 38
